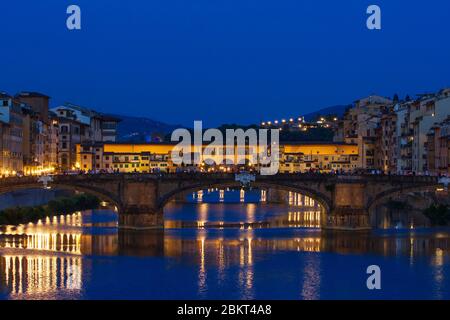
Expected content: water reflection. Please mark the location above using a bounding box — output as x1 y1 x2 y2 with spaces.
0 255 82 299
164 204 323 229
1 209 450 299
300 254 321 300
2 219 450 259
0 212 118 256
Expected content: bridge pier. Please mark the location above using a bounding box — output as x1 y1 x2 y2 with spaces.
119 205 163 229
324 182 371 231
118 179 164 229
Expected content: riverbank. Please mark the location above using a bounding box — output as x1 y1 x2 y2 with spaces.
0 188 75 211
0 194 100 226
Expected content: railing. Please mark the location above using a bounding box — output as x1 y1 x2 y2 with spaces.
0 172 440 187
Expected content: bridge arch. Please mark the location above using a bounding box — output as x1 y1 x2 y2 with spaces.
157 181 332 214
0 181 122 212
366 183 442 228
366 183 442 214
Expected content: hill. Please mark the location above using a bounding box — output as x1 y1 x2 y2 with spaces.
109 114 181 142
112 104 347 142
302 105 347 122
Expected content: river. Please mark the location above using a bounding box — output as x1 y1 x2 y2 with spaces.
0 189 449 300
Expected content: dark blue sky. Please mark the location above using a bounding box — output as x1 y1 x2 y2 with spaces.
1 1 449 127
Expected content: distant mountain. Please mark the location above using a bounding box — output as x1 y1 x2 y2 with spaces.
111 104 348 143
302 105 348 122
109 114 181 143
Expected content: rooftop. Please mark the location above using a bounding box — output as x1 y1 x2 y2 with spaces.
15 91 50 99
0 91 11 99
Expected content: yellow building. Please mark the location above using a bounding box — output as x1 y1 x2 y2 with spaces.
76 142 358 174
77 143 175 173
279 143 358 173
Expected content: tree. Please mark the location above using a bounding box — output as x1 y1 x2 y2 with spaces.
423 204 450 226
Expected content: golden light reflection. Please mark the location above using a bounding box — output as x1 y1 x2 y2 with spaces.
197 235 207 296
240 189 245 203
288 192 320 209
0 233 82 254
284 210 321 228
0 255 82 298
435 248 444 267
0 213 84 254
260 189 267 202
197 190 203 203
198 203 209 224
246 204 256 223
432 248 445 299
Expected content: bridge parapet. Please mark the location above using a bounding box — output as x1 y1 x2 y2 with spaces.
0 173 438 186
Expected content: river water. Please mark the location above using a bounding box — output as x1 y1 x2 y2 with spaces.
0 189 449 300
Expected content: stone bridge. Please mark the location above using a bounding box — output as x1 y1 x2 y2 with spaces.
0 173 442 230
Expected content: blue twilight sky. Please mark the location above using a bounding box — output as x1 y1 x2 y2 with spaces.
1 0 449 127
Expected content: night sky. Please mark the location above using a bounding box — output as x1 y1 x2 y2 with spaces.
1 1 449 127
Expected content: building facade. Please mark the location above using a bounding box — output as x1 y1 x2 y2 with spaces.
375 107 397 173
76 142 359 174
16 92 51 174
51 103 120 171
1 92 120 175
334 95 392 170
335 89 450 175
427 116 450 176
0 93 24 175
